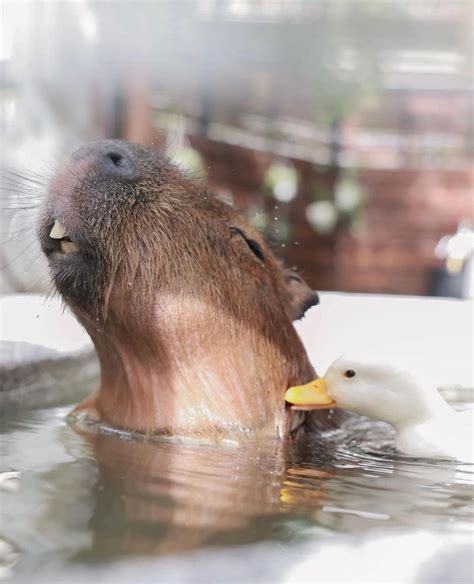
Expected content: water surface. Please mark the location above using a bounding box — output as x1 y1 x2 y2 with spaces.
1 396 473 581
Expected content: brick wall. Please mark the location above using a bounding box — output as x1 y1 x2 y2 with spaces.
188 137 473 295
332 168 474 294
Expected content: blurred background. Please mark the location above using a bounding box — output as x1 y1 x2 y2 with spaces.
1 0 473 298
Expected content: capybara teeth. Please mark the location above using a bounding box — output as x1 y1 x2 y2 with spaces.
60 240 79 254
50 221 67 239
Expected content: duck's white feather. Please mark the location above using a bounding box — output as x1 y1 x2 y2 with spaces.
324 357 474 463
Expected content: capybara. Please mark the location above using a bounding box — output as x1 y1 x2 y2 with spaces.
39 140 321 441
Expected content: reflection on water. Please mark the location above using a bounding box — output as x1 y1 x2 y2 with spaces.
0 402 473 580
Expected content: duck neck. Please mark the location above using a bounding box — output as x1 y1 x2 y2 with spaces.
393 386 453 430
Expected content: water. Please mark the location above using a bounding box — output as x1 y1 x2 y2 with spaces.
1 397 473 582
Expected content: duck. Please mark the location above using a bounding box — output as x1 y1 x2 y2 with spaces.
285 356 474 463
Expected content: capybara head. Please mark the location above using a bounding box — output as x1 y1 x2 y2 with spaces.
39 140 319 440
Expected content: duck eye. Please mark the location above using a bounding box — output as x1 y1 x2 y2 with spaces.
344 370 356 379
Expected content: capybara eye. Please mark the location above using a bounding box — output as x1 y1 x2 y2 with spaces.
245 238 265 261
230 227 265 262
344 370 356 379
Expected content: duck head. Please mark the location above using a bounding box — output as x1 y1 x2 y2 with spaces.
285 357 438 427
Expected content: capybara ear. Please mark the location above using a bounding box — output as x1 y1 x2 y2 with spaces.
284 269 320 321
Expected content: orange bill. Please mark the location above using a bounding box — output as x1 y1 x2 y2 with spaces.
284 378 336 410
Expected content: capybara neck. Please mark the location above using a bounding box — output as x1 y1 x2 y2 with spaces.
89 294 315 440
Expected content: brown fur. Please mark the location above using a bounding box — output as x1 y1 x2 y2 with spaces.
39 140 320 440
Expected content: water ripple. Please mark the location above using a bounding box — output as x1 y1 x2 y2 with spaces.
1 403 473 577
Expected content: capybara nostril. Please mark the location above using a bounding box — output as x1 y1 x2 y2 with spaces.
99 145 138 180
107 151 124 167
71 140 139 181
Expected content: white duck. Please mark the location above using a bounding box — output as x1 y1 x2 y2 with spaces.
285 357 474 463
